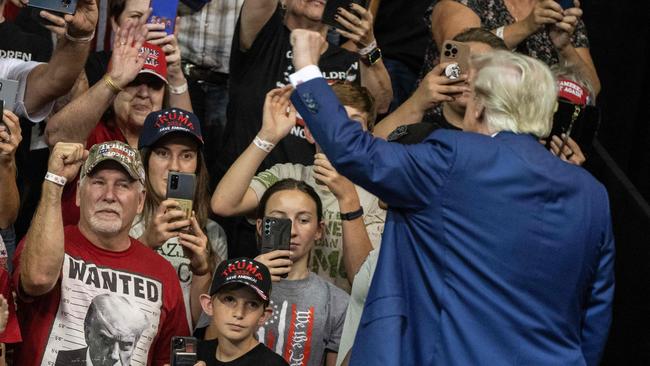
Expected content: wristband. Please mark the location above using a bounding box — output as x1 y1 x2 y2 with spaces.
253 136 275 153
169 82 189 95
358 40 378 56
45 172 67 186
340 207 364 221
495 26 505 40
103 75 123 94
65 29 96 43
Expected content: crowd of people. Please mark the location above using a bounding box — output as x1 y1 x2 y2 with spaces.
0 0 613 365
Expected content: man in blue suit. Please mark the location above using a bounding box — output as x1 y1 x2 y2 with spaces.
284 30 614 366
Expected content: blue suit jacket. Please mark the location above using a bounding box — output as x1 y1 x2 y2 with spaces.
291 78 615 366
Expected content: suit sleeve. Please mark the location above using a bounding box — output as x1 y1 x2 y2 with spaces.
291 78 456 210
580 196 615 366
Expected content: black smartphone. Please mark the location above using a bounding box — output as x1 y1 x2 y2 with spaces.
0 78 18 113
0 100 6 135
546 101 600 154
322 0 369 28
170 336 197 366
166 172 196 227
556 0 574 9
28 0 78 15
260 217 292 278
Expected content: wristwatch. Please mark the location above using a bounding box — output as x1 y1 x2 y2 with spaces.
340 207 364 221
361 47 382 66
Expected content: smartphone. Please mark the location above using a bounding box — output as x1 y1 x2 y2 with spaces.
0 79 18 113
440 40 471 78
556 0 574 9
166 172 195 227
322 0 369 28
170 336 197 366
27 0 78 15
0 100 6 135
148 0 179 36
546 100 600 153
260 217 292 278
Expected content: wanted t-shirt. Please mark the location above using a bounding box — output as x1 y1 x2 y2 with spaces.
12 226 190 366
221 7 360 176
198 340 289 366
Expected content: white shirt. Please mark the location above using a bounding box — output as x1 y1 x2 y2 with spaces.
0 58 54 122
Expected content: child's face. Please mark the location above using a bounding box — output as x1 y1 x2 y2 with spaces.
206 286 269 343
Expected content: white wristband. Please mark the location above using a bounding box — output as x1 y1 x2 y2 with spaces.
253 136 275 153
65 29 96 43
358 40 378 56
169 82 188 95
495 26 505 40
45 172 67 186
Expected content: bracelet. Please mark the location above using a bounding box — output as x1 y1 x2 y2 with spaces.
253 136 275 153
169 82 188 95
495 26 505 40
45 172 67 186
340 207 364 221
358 40 378 56
103 75 123 94
65 28 96 43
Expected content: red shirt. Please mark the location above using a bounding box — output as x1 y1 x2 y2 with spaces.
0 269 21 344
12 226 190 365
61 120 127 226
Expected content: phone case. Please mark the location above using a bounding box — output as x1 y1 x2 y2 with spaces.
322 0 369 28
27 0 78 15
148 0 179 35
260 217 292 254
170 336 197 366
440 41 471 76
166 172 195 222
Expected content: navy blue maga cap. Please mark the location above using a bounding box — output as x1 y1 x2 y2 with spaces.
139 108 204 150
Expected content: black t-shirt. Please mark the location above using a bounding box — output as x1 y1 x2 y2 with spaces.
221 7 360 176
374 0 430 74
198 339 289 366
0 21 51 62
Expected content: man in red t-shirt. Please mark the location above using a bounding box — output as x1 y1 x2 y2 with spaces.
13 141 189 366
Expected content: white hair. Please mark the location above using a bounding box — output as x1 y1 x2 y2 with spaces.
471 51 557 138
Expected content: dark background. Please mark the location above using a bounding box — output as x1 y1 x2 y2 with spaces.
581 1 650 364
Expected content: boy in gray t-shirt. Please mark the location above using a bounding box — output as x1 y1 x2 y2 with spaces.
256 273 349 366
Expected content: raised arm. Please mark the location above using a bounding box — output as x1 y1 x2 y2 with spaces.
239 0 280 51
0 111 21 229
45 25 147 146
289 30 453 209
373 62 469 139
22 0 98 116
20 143 87 297
211 86 296 216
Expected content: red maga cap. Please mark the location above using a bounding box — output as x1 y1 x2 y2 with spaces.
557 79 588 106
138 42 168 83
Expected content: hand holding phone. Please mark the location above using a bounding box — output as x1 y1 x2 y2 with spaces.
322 0 369 28
170 336 197 366
259 217 292 279
166 172 196 231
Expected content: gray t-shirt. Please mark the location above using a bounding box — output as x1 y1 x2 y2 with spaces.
257 273 349 366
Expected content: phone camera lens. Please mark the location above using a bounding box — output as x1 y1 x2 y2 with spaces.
444 51 451 57
451 48 458 54
445 43 452 50
174 338 185 348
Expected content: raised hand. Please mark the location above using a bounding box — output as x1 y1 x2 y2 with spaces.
47 142 88 182
549 1 583 50
290 29 327 70
524 0 564 34
413 62 470 110
178 213 211 276
107 23 148 89
147 17 184 82
140 199 192 248
549 134 586 165
334 3 375 50
63 0 99 38
259 86 297 144
0 110 22 164
313 153 357 201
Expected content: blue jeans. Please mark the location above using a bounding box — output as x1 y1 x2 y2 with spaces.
383 58 419 113
187 78 229 183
